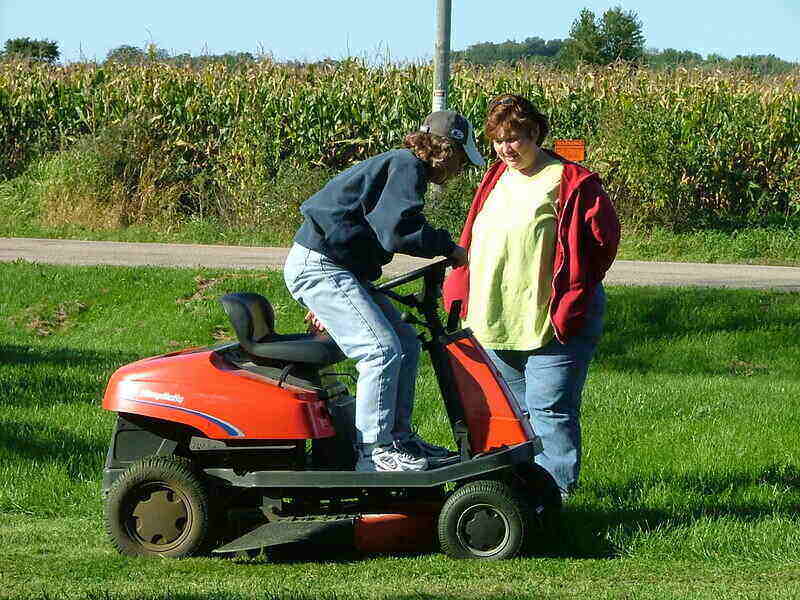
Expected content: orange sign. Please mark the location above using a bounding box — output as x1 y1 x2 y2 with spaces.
554 139 586 162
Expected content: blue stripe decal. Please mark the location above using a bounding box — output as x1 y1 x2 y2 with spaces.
135 399 245 437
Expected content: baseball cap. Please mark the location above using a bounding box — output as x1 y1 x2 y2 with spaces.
419 111 485 168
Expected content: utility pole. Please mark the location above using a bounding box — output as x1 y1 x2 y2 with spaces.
432 0 452 112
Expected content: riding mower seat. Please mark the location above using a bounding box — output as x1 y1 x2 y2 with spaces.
220 293 344 367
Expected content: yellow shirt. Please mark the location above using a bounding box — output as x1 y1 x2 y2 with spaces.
464 158 563 350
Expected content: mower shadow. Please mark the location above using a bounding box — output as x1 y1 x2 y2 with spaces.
537 465 800 559
226 464 800 563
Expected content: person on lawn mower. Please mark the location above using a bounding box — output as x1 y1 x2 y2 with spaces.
283 110 484 472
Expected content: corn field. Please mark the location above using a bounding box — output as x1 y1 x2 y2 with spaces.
1 58 798 230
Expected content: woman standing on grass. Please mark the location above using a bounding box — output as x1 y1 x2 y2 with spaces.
443 94 620 498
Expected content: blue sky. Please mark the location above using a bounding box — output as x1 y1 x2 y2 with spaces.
1 1 798 64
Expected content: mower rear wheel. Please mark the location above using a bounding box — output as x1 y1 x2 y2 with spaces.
105 456 210 558
438 480 526 560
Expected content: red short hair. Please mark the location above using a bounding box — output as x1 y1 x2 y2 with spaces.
485 94 549 145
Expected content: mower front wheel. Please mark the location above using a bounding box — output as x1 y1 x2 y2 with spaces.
104 456 210 558
438 480 526 560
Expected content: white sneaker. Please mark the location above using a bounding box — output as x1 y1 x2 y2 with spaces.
398 432 455 459
356 445 428 472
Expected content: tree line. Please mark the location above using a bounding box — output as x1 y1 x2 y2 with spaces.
0 37 257 69
2 6 797 76
454 7 797 75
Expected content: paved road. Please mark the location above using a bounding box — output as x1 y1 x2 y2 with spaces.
2 237 799 291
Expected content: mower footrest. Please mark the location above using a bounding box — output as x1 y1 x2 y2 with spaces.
204 441 537 489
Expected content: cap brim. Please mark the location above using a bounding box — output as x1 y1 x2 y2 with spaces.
463 134 485 168
461 120 485 168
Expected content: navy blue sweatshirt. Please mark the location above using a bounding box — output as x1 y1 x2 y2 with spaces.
294 149 456 281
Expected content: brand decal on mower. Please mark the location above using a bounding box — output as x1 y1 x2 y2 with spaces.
139 389 184 403
134 399 245 436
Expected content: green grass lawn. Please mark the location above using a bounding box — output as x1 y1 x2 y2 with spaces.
2 261 800 599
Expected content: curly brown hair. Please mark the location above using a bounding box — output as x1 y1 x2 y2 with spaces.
403 132 460 169
485 94 549 145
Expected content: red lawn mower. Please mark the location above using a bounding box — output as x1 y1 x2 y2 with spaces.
101 259 561 560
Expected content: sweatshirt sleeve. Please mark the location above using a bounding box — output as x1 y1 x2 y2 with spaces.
581 176 620 281
364 155 456 259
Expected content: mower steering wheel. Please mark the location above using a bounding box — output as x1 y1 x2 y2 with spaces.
373 258 451 294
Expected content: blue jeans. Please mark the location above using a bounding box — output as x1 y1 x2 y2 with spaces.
485 286 606 495
283 243 421 447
